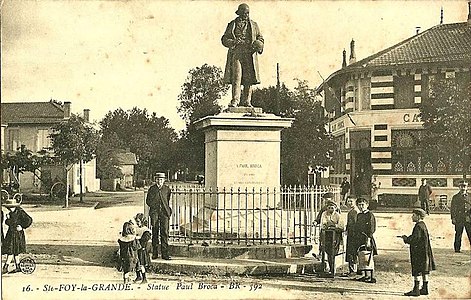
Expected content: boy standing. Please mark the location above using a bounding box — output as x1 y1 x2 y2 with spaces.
344 196 359 275
355 197 377 283
401 208 436 296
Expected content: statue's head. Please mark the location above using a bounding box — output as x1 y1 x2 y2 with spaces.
235 3 250 20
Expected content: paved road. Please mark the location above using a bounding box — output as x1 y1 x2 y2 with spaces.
2 201 470 300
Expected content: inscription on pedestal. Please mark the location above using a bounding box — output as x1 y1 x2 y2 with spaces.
235 163 264 186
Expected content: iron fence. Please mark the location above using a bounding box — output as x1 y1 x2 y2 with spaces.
145 185 340 245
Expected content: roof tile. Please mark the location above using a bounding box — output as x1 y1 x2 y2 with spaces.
1 101 65 125
348 22 471 69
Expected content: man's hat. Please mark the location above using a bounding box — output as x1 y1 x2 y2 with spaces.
2 197 22 208
154 172 166 179
459 180 468 187
252 40 264 53
236 3 249 15
412 208 427 218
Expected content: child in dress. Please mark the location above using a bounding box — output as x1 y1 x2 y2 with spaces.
320 201 344 276
344 196 359 276
355 197 377 283
401 208 436 296
2 198 33 274
118 221 141 283
134 213 151 284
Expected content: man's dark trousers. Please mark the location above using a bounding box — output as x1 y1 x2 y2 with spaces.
150 212 169 258
454 221 471 252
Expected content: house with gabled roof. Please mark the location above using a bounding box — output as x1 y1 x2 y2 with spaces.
100 149 138 191
0 100 100 194
317 7 471 206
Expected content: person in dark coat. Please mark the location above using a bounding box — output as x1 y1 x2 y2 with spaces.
1 210 4 246
418 178 433 214
221 3 264 107
340 177 351 205
2 198 33 274
146 172 172 260
355 197 377 283
402 208 436 296
450 180 470 253
133 213 151 284
118 221 141 284
344 196 359 275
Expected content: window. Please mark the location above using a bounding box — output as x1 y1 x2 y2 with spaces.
332 135 345 173
392 129 458 174
392 130 420 174
37 129 51 151
394 75 414 108
8 129 20 151
360 78 371 110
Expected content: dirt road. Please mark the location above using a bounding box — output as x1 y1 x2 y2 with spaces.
2 197 470 300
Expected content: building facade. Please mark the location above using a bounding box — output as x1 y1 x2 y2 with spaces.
0 101 100 194
318 13 471 205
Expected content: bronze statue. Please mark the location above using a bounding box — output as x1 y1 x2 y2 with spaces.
221 3 264 107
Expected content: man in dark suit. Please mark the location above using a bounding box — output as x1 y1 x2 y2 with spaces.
450 181 470 253
418 178 433 214
146 173 172 260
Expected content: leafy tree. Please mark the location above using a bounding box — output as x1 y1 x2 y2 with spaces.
281 80 332 185
99 107 178 182
96 134 124 181
176 64 229 175
252 83 295 117
253 80 332 185
0 146 53 193
177 64 228 125
49 114 99 206
419 77 471 178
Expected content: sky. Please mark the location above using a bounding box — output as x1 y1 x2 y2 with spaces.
1 0 468 132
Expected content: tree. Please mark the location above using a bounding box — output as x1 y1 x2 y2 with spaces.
252 80 333 185
49 114 99 206
177 64 228 125
281 80 332 185
99 107 178 182
0 146 54 193
252 83 295 117
176 64 229 175
419 77 471 178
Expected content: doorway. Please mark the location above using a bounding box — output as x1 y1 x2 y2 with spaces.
350 131 372 198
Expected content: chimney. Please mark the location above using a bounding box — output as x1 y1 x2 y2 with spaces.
349 39 356 64
83 109 90 122
440 6 443 24
342 49 347 68
416 27 421 35
63 101 71 119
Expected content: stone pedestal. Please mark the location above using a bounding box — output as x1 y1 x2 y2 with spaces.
196 107 293 202
195 108 293 202
181 109 293 237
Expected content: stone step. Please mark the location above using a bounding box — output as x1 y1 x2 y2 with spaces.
167 243 312 259
147 256 321 276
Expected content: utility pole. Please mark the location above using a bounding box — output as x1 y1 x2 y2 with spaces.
79 159 83 202
275 63 280 115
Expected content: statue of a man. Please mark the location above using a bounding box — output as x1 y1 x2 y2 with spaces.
221 3 264 107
